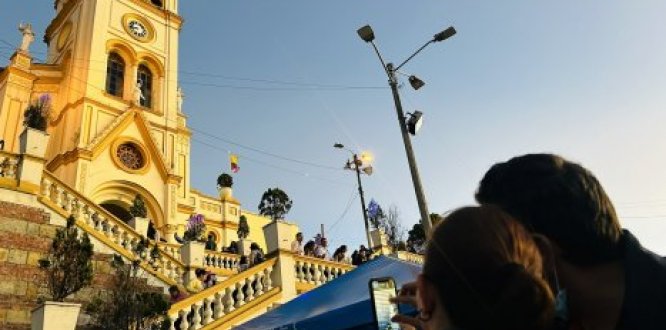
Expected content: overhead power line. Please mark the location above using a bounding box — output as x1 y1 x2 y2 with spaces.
328 187 360 234
0 40 385 91
191 137 347 187
0 52 345 172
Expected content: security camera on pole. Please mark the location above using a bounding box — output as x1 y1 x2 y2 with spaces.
356 24 456 235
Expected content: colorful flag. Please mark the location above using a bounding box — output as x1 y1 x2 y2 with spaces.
230 154 239 173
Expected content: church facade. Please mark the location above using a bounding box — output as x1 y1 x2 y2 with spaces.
0 0 282 250
0 1 422 328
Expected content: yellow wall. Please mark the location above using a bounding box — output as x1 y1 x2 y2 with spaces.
0 0 300 252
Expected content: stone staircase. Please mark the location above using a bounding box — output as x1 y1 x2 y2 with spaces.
39 171 188 287
29 169 356 328
0 155 423 329
167 257 279 330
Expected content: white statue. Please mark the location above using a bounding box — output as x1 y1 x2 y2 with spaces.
18 22 35 52
133 82 145 105
176 86 184 113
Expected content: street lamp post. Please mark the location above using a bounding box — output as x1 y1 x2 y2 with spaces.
357 24 456 234
334 143 373 248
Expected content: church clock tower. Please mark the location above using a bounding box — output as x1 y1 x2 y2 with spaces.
39 0 191 237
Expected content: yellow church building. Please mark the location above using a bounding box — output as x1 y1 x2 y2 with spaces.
0 0 278 249
0 1 420 329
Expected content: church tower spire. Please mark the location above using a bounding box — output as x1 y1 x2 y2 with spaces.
31 0 190 237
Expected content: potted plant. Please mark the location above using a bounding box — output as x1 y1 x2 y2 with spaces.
128 195 150 238
258 187 293 223
237 215 250 240
236 215 252 255
20 94 51 158
33 215 94 330
259 188 296 253
217 173 233 198
179 214 206 268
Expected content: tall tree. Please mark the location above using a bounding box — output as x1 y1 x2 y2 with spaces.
258 187 293 222
86 255 169 330
383 205 405 250
39 215 94 302
237 215 250 239
407 213 443 253
369 202 406 251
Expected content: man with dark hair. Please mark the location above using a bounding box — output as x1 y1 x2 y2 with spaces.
476 153 666 330
291 232 304 255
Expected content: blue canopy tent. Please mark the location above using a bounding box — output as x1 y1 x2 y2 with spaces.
235 256 422 330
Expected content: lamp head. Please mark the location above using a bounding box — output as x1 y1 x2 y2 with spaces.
362 166 374 176
333 143 344 149
433 26 456 42
357 25 375 43
407 111 424 135
408 75 425 90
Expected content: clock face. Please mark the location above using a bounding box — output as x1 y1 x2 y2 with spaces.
128 20 148 39
122 14 154 42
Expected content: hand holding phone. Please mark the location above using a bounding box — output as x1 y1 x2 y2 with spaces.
369 277 401 330
389 281 423 330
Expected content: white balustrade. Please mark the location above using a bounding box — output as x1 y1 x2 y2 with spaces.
39 172 187 286
168 260 277 329
293 256 353 287
157 242 182 260
204 251 240 271
394 251 424 264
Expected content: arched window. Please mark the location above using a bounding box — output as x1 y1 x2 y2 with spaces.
151 0 163 8
137 64 153 108
105 53 125 97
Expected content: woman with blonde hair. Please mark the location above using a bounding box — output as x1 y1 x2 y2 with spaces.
392 205 555 330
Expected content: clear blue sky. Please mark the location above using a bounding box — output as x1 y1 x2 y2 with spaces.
2 1 666 254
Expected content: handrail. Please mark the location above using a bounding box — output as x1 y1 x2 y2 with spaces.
157 241 182 261
167 257 277 329
40 171 186 285
158 242 241 274
293 254 354 287
394 251 424 264
204 250 241 272
293 254 355 271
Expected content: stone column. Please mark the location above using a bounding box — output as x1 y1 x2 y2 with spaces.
128 217 149 238
271 250 297 303
180 241 205 285
262 220 297 254
370 229 392 255
263 221 299 302
18 128 50 194
236 238 253 256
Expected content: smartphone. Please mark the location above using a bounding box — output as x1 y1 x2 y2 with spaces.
369 277 401 330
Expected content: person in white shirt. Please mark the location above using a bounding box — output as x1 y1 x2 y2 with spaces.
291 232 304 255
314 237 329 259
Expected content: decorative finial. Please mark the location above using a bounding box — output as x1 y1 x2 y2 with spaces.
18 22 35 52
176 86 184 113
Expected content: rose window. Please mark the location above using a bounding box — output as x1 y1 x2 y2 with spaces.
116 143 144 170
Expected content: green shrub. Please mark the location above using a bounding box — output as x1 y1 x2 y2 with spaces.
38 215 94 302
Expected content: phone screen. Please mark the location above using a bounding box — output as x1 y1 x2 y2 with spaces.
370 278 400 330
